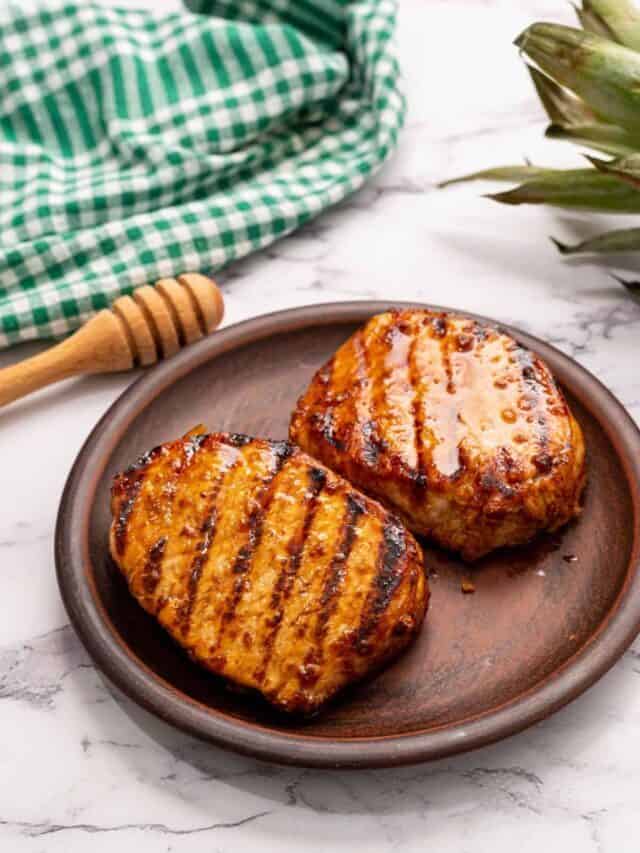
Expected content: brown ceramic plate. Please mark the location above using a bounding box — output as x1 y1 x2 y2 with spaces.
55 302 640 768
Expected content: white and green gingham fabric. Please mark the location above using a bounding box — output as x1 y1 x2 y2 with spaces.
0 0 405 347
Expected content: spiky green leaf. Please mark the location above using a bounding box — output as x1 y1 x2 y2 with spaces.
516 23 640 133
587 152 640 188
438 165 560 188
612 274 640 295
577 1 640 51
545 122 638 156
527 65 596 125
552 226 640 253
489 168 640 211
576 3 619 39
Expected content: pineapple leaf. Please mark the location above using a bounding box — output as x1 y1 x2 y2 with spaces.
527 65 596 125
612 274 640 297
575 3 619 40
586 152 640 188
516 23 640 134
545 122 638 156
438 165 560 188
577 1 640 52
551 227 640 254
488 168 640 211
526 64 640 155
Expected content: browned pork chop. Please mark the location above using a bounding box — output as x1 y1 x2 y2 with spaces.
290 310 586 560
110 430 428 714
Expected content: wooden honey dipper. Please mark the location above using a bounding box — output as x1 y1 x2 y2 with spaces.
0 273 224 408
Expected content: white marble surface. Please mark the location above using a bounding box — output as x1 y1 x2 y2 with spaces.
2 0 640 850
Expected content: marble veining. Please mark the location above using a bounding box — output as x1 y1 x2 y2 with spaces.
2 0 640 850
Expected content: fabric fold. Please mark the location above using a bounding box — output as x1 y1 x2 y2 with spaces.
0 0 405 346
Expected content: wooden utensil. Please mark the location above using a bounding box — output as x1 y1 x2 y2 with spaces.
0 273 224 408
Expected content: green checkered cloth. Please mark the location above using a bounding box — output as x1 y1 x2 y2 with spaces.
0 0 405 347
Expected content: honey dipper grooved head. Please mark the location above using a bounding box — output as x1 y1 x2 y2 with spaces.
111 295 157 366
0 273 224 409
177 273 224 332
155 278 201 345
112 274 223 366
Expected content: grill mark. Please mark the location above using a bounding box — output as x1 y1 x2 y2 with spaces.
531 361 553 456
113 476 145 556
115 434 206 562
408 332 427 489
356 519 407 652
479 468 515 497
354 329 385 468
184 431 209 461
227 433 253 448
113 445 164 556
303 357 342 451
317 410 343 451
309 493 364 666
432 315 447 337
211 442 293 652
364 326 385 466
385 321 421 475
454 320 478 353
131 433 214 615
361 419 386 467
318 356 342 450
141 536 167 603
254 466 327 684
514 345 551 471
473 320 489 342
178 450 242 635
124 444 164 475
429 314 454 393
442 337 454 394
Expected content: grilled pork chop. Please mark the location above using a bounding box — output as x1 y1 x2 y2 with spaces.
290 310 586 561
110 430 428 714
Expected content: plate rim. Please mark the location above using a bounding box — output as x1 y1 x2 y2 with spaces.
55 300 640 769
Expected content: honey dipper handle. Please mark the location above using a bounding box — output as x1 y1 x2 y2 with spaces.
0 310 133 408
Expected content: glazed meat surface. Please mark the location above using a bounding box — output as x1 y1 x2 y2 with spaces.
290 310 587 560
110 429 428 714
